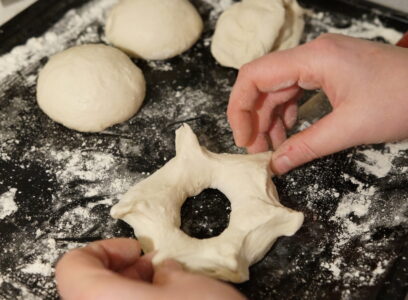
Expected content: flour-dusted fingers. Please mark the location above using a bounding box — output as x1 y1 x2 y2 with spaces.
119 253 155 282
246 133 270 154
56 237 247 300
55 238 158 300
227 40 326 148
256 86 301 134
74 238 143 271
281 92 302 130
228 82 301 148
227 80 260 147
246 86 300 153
270 107 358 175
268 116 287 151
153 260 248 300
267 35 408 174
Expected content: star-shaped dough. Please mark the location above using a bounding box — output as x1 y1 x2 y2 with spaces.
111 124 303 282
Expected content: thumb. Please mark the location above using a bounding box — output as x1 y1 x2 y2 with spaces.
271 108 359 174
153 259 185 285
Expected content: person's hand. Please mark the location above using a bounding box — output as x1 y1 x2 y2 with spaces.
227 33 408 174
55 238 245 300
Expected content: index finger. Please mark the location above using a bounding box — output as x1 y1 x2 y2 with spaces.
227 42 325 147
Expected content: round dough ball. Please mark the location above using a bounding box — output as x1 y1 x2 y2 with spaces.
105 0 203 60
211 0 304 69
37 44 146 132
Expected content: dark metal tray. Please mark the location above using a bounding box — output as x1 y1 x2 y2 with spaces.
0 0 407 299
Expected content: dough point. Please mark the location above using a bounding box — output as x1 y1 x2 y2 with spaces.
106 0 203 60
111 124 304 283
36 44 145 132
211 0 304 69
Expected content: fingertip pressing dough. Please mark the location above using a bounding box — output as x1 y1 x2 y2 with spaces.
111 124 304 283
36 44 146 132
211 0 304 69
106 0 203 60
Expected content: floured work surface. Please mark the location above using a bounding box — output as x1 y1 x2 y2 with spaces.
0 0 407 299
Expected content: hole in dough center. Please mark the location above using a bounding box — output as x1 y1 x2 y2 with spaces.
180 188 231 239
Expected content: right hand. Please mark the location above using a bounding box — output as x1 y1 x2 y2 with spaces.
227 34 408 174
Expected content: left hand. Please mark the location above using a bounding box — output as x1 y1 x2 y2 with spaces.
55 238 246 300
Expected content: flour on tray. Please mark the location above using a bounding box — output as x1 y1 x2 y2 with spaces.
280 133 408 299
201 0 233 25
320 167 407 297
354 140 408 178
304 10 403 43
0 0 406 299
0 188 18 219
0 0 117 81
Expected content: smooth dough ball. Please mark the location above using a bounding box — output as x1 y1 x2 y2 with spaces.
106 0 204 60
37 44 146 132
211 0 304 69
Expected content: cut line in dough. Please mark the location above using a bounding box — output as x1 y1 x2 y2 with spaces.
111 124 304 283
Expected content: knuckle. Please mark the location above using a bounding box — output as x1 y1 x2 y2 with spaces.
237 62 254 81
316 32 339 40
294 139 320 162
154 268 179 285
309 33 343 53
239 62 252 74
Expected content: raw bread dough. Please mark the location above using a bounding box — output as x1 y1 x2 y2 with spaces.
211 0 304 69
272 0 305 51
106 0 203 60
111 124 304 283
37 44 145 132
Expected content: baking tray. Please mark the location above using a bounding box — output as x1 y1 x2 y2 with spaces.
0 0 407 299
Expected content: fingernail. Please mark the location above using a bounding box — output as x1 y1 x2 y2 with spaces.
270 80 296 92
234 137 247 148
272 155 293 174
233 132 242 147
233 131 247 148
298 80 320 90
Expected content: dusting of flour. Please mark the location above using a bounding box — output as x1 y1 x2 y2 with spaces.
355 140 408 178
0 188 18 219
0 0 406 299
